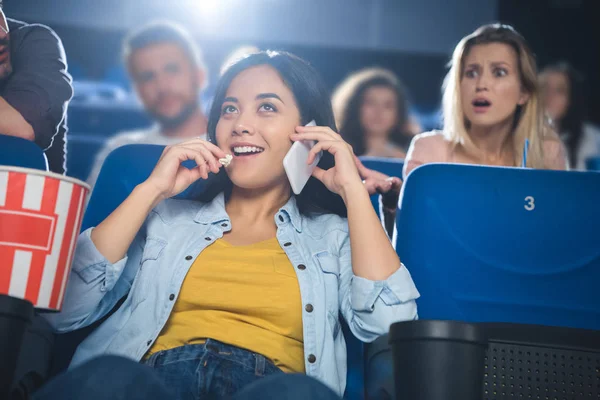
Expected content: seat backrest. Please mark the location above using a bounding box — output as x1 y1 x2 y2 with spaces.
67 104 151 136
0 135 47 171
358 156 404 216
585 156 600 171
396 163 600 330
66 134 107 182
81 144 205 231
358 156 404 178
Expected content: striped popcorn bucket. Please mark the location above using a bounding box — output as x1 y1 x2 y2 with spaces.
0 167 89 311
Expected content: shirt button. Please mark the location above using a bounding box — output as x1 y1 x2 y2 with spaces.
284 242 292 247
297 264 306 270
308 354 316 363
305 304 314 313
204 237 211 241
185 255 193 261
221 223 228 227
147 340 152 346
169 294 175 301
278 215 284 222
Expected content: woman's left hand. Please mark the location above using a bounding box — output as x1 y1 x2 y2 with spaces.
354 156 402 197
291 125 363 198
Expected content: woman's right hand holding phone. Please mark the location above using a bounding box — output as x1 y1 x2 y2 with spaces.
144 139 228 202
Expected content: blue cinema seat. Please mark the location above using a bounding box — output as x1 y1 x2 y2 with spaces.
396 163 600 329
66 134 107 182
358 156 404 217
358 156 404 179
81 144 204 231
0 135 48 170
585 156 600 171
364 163 600 399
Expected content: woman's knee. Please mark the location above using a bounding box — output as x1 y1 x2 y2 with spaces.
233 373 340 400
35 356 171 400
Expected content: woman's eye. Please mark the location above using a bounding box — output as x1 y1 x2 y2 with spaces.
465 69 478 78
222 105 237 114
494 68 508 77
258 103 277 112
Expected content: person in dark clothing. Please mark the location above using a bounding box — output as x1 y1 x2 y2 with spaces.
0 3 73 174
2 4 73 398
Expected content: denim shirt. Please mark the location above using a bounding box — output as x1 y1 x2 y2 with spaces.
45 193 420 396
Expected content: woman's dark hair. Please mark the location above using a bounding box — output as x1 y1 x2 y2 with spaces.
196 50 347 217
332 68 410 156
540 62 586 167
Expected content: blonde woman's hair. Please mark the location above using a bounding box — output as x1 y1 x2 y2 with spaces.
442 23 557 168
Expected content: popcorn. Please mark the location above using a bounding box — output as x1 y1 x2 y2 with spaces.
219 154 233 167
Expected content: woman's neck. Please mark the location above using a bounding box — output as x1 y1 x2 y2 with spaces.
467 118 514 162
365 135 390 153
226 183 291 224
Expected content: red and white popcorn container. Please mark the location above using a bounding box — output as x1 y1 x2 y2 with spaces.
0 166 89 311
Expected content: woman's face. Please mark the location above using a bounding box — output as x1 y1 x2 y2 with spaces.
360 85 398 138
540 71 570 123
215 65 301 190
460 43 530 130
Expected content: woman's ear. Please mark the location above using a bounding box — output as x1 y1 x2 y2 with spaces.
518 89 531 106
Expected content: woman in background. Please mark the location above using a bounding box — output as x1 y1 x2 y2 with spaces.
539 62 600 170
404 24 567 178
333 68 416 159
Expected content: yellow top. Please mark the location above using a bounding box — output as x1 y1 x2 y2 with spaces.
147 238 305 373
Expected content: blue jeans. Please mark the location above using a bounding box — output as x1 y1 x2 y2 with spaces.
33 340 341 400
142 340 282 399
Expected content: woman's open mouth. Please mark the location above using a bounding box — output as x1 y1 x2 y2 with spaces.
472 98 492 113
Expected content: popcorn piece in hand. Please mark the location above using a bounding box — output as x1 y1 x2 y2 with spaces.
219 154 233 167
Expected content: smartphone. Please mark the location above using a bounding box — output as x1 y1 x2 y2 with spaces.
283 120 320 195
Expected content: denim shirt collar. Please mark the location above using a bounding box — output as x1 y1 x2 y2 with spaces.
193 192 303 233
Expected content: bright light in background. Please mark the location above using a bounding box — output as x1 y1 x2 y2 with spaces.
194 0 222 18
182 0 245 31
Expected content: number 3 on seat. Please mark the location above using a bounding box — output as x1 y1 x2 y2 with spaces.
524 196 535 211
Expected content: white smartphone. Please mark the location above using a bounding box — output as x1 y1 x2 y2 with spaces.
283 120 321 195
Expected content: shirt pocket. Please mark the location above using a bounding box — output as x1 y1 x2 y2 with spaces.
314 251 341 312
129 237 167 308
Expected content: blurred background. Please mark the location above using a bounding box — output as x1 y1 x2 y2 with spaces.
2 2 599 399
5 0 598 134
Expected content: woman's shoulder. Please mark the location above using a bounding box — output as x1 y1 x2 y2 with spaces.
407 131 454 161
304 211 348 228
411 130 450 149
541 135 568 171
303 212 349 236
301 212 350 255
149 198 209 225
403 130 452 177
384 142 408 159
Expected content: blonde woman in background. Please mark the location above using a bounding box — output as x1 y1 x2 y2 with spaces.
404 24 567 179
